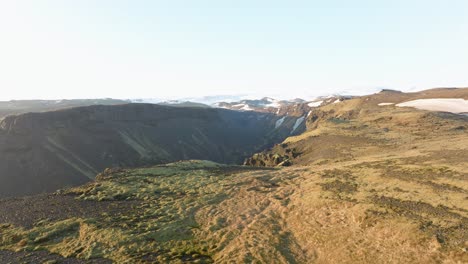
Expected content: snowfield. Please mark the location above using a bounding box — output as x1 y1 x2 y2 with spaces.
378 103 394 106
307 101 323 107
275 116 286 129
240 104 253 111
262 98 281 108
396 98 468 114
291 116 305 133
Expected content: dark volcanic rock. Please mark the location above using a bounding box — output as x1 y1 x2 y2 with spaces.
244 152 292 167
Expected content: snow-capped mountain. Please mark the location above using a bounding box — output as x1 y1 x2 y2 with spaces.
129 94 355 115
214 97 281 110
130 95 248 106
130 99 210 108
213 96 353 116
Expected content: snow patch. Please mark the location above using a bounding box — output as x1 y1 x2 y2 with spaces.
264 101 281 108
291 116 305 133
378 103 395 106
260 98 281 108
396 98 468 114
240 104 253 111
275 116 286 129
308 101 323 107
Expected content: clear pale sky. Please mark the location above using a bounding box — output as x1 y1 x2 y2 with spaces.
0 1 467 100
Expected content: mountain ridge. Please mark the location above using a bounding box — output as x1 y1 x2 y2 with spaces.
245 87 468 167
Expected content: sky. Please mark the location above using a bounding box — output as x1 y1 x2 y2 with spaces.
0 0 467 101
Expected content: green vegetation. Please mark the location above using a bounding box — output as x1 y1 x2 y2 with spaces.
0 161 237 263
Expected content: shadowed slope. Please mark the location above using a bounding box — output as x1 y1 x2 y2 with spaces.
0 104 302 198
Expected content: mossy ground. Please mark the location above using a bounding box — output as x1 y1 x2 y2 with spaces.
0 161 275 263
0 156 466 263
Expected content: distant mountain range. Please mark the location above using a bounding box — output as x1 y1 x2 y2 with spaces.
213 95 354 116
0 95 350 120
0 99 128 119
129 94 249 106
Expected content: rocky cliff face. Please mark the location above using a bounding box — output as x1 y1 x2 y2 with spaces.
243 146 299 167
0 104 303 198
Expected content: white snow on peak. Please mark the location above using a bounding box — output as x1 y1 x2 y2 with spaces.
291 116 305 133
307 110 312 117
260 98 281 108
378 103 395 106
396 98 468 114
240 104 253 111
308 101 323 107
275 116 286 129
264 101 281 108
